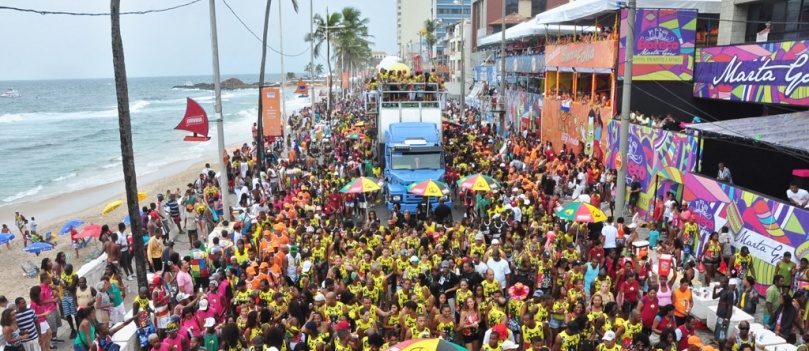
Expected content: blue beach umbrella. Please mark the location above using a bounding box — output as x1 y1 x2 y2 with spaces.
122 210 144 225
0 233 14 244
60 219 85 235
23 242 55 255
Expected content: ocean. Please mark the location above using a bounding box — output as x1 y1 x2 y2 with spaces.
0 74 310 208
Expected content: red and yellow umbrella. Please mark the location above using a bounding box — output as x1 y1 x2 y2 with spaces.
458 173 500 192
407 179 450 197
384 338 467 351
555 201 607 223
339 177 383 193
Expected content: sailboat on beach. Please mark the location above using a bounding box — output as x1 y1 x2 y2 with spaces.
296 78 309 98
175 98 210 141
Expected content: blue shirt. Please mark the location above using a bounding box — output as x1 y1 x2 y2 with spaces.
648 230 660 248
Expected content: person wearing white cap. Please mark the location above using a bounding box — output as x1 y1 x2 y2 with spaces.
600 331 620 351
501 340 519 350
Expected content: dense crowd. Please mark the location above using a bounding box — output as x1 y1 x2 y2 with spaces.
3 77 802 351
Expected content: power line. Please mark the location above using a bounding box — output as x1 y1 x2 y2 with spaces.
220 0 310 58
0 0 202 16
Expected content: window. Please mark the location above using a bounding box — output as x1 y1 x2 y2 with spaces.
745 0 809 42
391 152 443 170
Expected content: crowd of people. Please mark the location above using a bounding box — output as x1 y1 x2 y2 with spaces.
2 72 804 351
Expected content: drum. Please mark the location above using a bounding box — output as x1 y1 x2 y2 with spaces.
632 240 649 259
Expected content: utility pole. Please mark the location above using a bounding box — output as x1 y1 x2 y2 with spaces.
278 0 288 151
616 0 636 216
499 0 506 137
208 0 230 221
459 19 466 121
110 0 148 289
256 0 273 172
309 0 315 117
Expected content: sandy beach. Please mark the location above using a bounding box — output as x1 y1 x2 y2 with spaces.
0 87 328 303
0 156 220 300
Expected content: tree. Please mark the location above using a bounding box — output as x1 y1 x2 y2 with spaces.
286 72 296 81
315 64 324 77
333 7 373 88
423 19 440 69
305 9 343 119
110 0 148 289
304 62 314 77
256 0 299 170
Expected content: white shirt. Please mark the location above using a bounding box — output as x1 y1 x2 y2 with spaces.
486 258 511 288
664 199 676 219
602 224 618 249
116 231 128 252
474 261 489 276
201 167 211 176
787 188 809 207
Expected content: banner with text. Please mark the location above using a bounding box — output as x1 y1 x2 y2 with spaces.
694 40 809 106
541 100 611 159
604 121 700 217
618 9 697 81
505 90 543 132
545 40 617 69
673 172 809 292
261 87 283 137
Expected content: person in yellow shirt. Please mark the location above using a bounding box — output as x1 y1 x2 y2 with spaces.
147 231 164 272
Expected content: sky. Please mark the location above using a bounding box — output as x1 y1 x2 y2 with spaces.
0 0 397 80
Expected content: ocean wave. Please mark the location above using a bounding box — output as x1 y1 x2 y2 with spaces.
2 185 44 203
53 172 78 182
101 162 122 169
0 113 24 124
130 100 151 113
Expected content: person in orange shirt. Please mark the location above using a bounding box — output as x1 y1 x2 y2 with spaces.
253 262 271 290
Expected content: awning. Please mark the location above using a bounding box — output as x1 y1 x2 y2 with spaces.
685 111 809 156
535 0 722 25
478 19 595 47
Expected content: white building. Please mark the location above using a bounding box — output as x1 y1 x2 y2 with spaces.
397 0 432 62
442 19 472 86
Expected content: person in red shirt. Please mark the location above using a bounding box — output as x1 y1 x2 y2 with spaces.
652 195 665 227
588 241 605 262
617 271 641 318
590 192 601 209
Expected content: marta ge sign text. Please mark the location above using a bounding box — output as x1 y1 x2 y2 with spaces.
694 40 809 106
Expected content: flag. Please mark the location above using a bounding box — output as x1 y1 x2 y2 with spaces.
561 100 571 112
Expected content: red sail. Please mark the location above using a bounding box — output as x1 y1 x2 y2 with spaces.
175 98 210 141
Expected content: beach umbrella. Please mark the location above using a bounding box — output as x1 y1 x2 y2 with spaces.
59 219 84 235
23 242 55 255
122 210 144 225
138 192 148 201
555 201 607 223
458 173 500 192
340 177 383 194
102 200 124 215
383 338 467 351
75 224 102 239
0 233 15 244
407 179 450 197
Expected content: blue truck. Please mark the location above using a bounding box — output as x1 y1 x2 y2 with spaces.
383 122 451 212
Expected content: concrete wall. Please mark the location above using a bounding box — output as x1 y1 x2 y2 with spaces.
75 253 141 351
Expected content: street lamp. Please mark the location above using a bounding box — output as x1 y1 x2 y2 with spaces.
317 10 345 124
453 0 467 122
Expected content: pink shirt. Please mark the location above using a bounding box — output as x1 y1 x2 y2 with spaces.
30 301 48 323
163 334 186 351
176 270 194 295
39 284 58 313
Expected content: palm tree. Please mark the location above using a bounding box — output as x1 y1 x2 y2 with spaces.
305 10 343 118
110 0 148 288
333 7 373 87
286 72 296 81
423 19 440 69
256 0 299 169
304 62 314 77
315 64 324 77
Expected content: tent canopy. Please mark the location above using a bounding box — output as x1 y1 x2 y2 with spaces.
686 111 809 156
478 19 595 47
535 0 722 25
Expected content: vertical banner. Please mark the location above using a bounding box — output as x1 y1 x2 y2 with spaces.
618 9 697 81
261 87 282 137
341 72 350 90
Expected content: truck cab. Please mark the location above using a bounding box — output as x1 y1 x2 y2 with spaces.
384 122 450 213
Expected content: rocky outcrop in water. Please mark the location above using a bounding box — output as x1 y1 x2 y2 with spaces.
174 78 279 90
